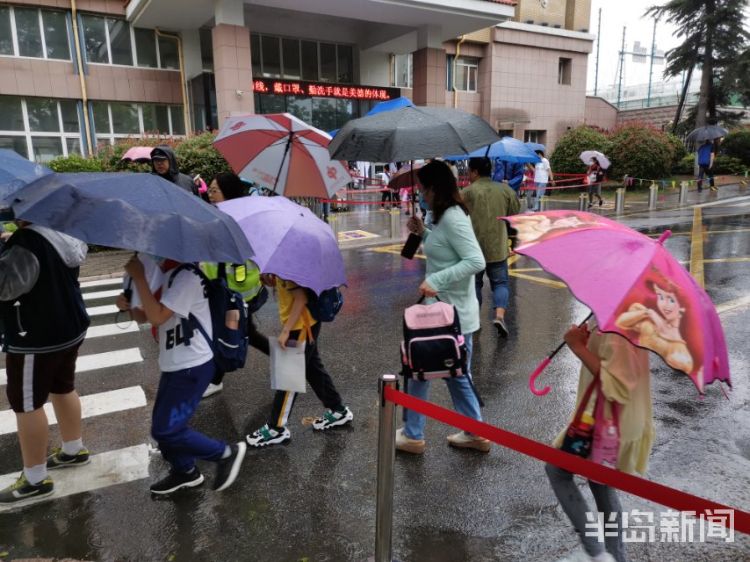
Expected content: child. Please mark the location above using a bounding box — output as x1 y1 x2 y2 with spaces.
546 322 654 562
246 274 353 447
118 255 246 495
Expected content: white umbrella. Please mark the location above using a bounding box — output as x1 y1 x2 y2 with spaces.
580 150 611 170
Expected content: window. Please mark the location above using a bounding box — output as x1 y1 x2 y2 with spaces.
498 129 513 138
282 38 301 79
0 95 83 162
134 28 157 67
81 15 109 63
251 34 261 76
301 40 318 81
253 93 359 133
319 43 337 82
0 6 70 61
446 56 478 92
392 53 412 88
524 130 546 144
199 28 213 71
261 35 281 77
157 35 179 69
82 16 176 70
336 45 353 83
108 19 132 65
558 57 572 85
92 101 185 144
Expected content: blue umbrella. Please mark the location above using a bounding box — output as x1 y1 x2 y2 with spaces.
10 172 254 263
0 149 52 205
445 136 540 164
525 141 546 153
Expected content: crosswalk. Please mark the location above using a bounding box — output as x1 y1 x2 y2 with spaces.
0 276 155 510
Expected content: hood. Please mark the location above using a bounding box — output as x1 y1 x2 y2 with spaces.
27 225 88 267
150 145 180 178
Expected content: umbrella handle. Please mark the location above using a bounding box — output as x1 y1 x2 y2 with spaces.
529 357 552 396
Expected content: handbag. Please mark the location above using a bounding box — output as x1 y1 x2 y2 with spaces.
590 391 620 468
560 376 598 458
269 338 306 394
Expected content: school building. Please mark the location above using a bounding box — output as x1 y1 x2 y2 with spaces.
0 0 595 162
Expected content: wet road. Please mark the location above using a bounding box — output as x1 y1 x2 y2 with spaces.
0 198 749 562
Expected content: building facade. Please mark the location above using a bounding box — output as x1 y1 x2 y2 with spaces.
0 0 594 163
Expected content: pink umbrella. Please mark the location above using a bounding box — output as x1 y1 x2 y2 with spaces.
120 146 155 163
213 113 350 198
502 211 730 395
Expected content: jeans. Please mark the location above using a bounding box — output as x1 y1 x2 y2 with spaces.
697 165 714 190
545 463 628 562
534 181 547 209
403 334 481 440
588 182 603 204
152 360 225 473
475 260 509 312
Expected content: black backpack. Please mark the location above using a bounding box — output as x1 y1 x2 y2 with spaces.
168 264 249 373
306 287 344 323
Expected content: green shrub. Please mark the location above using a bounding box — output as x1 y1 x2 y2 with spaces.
674 154 695 175
550 126 610 174
608 124 672 180
721 130 750 165
713 155 747 175
47 153 104 172
665 133 687 171
174 132 231 181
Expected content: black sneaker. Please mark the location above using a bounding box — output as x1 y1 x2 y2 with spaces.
213 442 247 492
0 473 54 504
150 468 204 495
47 447 91 470
493 318 510 338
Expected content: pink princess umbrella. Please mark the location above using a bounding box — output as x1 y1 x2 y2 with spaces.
502 210 730 395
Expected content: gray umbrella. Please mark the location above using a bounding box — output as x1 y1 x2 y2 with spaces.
328 106 500 162
686 125 728 144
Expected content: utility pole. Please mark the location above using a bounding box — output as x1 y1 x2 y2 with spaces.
617 27 626 108
594 8 602 96
646 17 658 107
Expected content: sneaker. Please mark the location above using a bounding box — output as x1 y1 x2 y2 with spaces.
710 185 718 192
447 431 491 453
213 442 246 492
395 428 426 454
556 550 615 562
493 318 509 338
246 424 291 448
47 447 91 470
0 473 54 504
202 382 223 399
150 467 204 495
598 199 603 207
312 406 354 431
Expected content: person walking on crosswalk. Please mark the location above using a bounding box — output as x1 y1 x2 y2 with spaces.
0 222 91 504
118 255 246 495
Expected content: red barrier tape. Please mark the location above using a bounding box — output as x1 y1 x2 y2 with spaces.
384 386 750 535
321 198 408 205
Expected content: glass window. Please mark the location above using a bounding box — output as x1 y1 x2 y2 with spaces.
82 15 108 63
256 94 285 114
31 137 63 163
286 96 312 123
142 104 169 133
336 45 353 83
42 10 70 60
109 103 139 134
335 98 354 129
66 137 82 155
261 36 280 77
312 97 337 132
558 57 572 85
60 101 79 133
15 7 43 58
0 7 14 55
447 56 478 92
199 28 213 71
158 35 179 69
0 136 28 158
26 99 60 132
393 54 412 88
251 33 261 76
301 41 318 81
134 28 157 67
0 97 24 131
319 43 336 82
282 38 300 79
92 102 110 134
170 106 185 135
108 19 132 65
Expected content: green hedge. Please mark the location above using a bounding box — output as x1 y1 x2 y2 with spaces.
674 153 748 175
549 126 610 174
721 130 750 165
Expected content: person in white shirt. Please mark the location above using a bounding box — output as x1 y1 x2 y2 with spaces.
117 256 246 496
533 150 554 211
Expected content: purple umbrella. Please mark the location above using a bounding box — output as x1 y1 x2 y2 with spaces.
218 196 346 295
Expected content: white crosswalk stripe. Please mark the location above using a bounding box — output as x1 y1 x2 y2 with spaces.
83 289 123 301
86 322 140 339
80 277 124 289
87 304 119 316
0 386 147 435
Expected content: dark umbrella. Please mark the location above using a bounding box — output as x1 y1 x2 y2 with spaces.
0 149 52 205
10 172 253 263
686 125 728 144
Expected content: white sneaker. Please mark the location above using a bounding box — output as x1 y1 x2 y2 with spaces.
447 431 491 453
202 383 223 399
395 428 425 454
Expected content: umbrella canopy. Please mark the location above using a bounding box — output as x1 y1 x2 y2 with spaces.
525 141 546 153
503 211 729 394
580 150 611 170
10 172 253 263
218 196 345 295
366 96 414 116
445 137 541 164
120 146 156 163
214 113 350 198
686 125 728 144
388 162 423 191
328 105 500 162
0 149 52 205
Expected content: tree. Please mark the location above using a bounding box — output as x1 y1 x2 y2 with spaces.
646 0 750 129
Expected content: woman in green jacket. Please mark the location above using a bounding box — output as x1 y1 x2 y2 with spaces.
397 160 489 454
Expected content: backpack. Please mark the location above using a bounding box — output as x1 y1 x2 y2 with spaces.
400 297 467 380
168 263 249 373
306 287 344 323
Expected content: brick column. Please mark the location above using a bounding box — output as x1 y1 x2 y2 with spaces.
212 24 254 124
412 47 446 107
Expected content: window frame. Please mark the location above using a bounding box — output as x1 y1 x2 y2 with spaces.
392 53 413 89
91 101 186 146
446 55 479 93
558 57 572 86
0 5 72 62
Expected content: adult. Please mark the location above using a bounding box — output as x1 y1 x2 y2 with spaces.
400 160 490 454
696 139 716 192
202 172 268 399
150 145 199 196
547 322 654 562
0 223 90 504
462 157 520 337
586 157 605 208
533 150 554 211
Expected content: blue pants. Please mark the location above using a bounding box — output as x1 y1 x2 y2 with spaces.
403 334 481 440
534 182 547 210
152 360 225 473
475 260 509 313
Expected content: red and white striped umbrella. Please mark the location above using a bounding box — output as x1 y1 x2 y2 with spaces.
214 113 350 198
